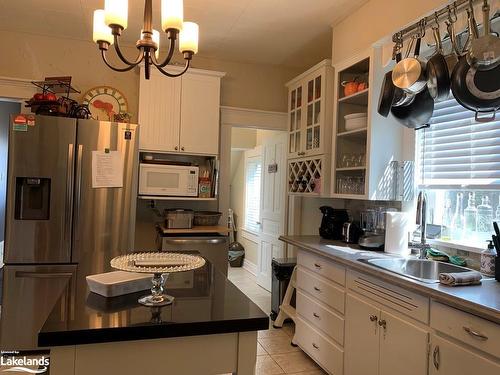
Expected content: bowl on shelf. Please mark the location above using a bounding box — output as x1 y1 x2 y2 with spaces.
344 113 367 131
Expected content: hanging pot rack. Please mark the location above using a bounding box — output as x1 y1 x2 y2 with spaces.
391 0 495 45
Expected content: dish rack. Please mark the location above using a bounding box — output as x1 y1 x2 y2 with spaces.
288 155 330 195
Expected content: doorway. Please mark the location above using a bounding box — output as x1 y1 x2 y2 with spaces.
229 127 287 292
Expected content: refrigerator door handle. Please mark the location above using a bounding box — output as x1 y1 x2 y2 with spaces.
74 144 83 243
64 144 75 247
162 238 227 245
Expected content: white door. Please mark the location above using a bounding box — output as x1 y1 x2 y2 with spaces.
180 73 220 155
256 133 287 291
344 293 380 375
379 309 429 375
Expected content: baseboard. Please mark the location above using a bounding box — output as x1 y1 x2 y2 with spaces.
242 259 257 276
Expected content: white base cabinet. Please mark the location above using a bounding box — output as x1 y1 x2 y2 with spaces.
430 335 500 375
138 67 225 155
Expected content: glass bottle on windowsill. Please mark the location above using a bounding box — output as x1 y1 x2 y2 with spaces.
452 192 465 240
464 192 478 233
477 195 493 234
441 198 453 241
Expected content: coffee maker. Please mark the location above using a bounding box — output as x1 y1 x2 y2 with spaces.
319 206 349 240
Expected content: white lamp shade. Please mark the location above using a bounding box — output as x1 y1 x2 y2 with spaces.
152 29 160 58
179 22 199 54
161 0 183 31
93 10 114 44
104 0 128 29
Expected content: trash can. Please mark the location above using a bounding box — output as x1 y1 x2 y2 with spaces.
228 242 245 267
270 258 296 321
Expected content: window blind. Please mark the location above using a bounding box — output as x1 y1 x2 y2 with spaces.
244 156 262 233
417 97 500 189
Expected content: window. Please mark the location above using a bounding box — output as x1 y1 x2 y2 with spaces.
244 151 262 233
416 97 500 249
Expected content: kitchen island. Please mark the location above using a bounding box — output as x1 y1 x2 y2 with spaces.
38 261 268 375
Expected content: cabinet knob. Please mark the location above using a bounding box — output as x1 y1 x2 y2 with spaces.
181 146 185 151
378 319 386 329
432 346 440 370
463 326 488 341
369 314 378 322
313 312 320 319
174 146 178 151
313 263 322 269
313 286 321 292
312 343 319 350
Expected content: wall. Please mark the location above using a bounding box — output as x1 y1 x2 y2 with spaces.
0 30 302 119
331 0 449 64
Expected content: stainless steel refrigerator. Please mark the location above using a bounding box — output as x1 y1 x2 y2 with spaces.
0 115 138 350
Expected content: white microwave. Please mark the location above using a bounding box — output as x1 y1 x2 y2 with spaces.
139 164 199 197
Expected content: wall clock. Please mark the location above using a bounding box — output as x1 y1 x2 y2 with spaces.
82 86 128 121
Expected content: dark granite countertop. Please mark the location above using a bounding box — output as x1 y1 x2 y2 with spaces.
280 235 500 324
38 261 269 347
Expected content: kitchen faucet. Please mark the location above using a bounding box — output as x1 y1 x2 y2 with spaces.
415 191 431 259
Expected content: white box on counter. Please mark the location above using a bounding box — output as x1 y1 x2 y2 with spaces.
86 271 152 297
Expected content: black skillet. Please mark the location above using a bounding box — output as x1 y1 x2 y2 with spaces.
426 23 451 101
390 87 434 129
451 7 500 121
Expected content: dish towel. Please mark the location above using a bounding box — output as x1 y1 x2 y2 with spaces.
439 271 482 286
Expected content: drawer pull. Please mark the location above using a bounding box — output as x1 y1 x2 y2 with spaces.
312 343 319 350
378 319 387 329
314 263 322 269
369 314 378 322
313 312 320 319
313 286 321 292
433 346 440 370
463 326 488 341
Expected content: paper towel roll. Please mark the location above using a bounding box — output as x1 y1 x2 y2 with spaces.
385 212 410 255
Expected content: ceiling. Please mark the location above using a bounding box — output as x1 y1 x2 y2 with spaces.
0 0 367 68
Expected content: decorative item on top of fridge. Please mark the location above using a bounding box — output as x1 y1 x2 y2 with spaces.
25 76 91 119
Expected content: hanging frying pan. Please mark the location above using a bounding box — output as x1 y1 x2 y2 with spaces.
392 32 427 95
451 6 500 121
426 20 451 101
390 87 435 128
468 0 500 71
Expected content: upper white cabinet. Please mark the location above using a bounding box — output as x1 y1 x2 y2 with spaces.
286 60 333 159
331 48 405 200
138 66 225 155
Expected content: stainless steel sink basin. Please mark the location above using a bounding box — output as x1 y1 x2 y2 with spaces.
359 258 473 283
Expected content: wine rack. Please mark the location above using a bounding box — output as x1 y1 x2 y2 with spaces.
288 155 330 195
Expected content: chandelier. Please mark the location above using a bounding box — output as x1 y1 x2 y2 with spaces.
92 0 198 80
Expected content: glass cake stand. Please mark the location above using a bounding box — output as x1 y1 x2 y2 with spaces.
111 252 205 307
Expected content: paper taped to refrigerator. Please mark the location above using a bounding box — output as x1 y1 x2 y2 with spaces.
92 151 123 188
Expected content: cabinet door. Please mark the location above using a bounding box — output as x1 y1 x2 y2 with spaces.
304 72 323 156
138 70 181 152
180 73 220 155
345 293 380 375
288 83 303 158
379 310 429 375
429 335 500 375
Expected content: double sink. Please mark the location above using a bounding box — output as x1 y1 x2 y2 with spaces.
359 258 473 283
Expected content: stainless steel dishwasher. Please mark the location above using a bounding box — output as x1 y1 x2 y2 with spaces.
157 233 229 276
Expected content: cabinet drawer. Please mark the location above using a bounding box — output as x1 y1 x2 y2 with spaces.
297 267 345 314
431 301 500 359
296 316 343 375
347 270 429 323
297 250 346 286
297 290 345 346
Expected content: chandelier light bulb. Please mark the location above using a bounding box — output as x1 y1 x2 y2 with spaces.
161 0 184 32
105 0 128 29
152 29 160 58
180 22 199 54
93 10 114 44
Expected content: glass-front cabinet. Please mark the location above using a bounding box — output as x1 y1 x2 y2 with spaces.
286 60 333 160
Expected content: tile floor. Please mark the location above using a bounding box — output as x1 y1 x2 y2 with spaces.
228 266 327 375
